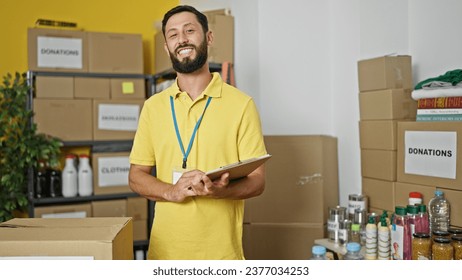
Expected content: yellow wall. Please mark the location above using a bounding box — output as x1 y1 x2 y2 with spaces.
0 0 179 77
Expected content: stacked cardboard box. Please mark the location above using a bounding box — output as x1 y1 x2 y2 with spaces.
396 122 462 228
243 135 339 259
357 55 417 215
29 27 146 142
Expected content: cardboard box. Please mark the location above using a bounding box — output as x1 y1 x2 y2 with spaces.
361 149 397 181
87 31 143 74
359 120 399 150
359 89 417 120
93 99 143 141
35 76 74 99
444 188 462 227
127 197 148 220
28 28 88 72
393 182 436 208
92 152 132 195
243 223 325 260
110 78 146 100
133 219 148 241
362 177 395 211
154 9 234 74
397 121 462 191
205 9 234 65
74 77 110 99
92 199 127 217
34 98 93 141
34 203 92 218
357 55 412 92
245 135 339 224
0 217 133 260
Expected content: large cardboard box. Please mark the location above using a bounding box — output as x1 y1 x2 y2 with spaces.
92 152 132 195
444 188 462 227
362 177 395 211
245 135 339 224
34 98 93 141
359 120 399 150
243 223 325 260
92 199 127 217
357 55 412 92
28 28 88 72
74 77 110 99
359 89 417 120
87 31 143 74
361 149 397 181
35 76 74 99
154 9 234 74
397 121 462 191
0 217 133 260
394 182 436 208
110 78 146 100
127 197 148 220
34 203 92 218
93 99 143 140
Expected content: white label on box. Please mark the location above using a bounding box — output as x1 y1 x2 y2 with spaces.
98 104 140 131
404 131 457 179
98 156 130 187
37 36 82 69
41 211 87 218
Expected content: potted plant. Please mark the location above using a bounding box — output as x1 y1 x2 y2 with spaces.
0 72 62 222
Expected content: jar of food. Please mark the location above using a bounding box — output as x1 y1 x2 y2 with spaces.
432 230 450 242
412 232 431 260
432 237 453 260
452 234 462 260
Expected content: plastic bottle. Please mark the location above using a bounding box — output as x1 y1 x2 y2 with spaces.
406 204 419 259
78 154 93 196
62 154 78 197
343 242 364 260
365 215 378 260
377 216 391 260
310 245 329 260
391 206 408 260
408 191 423 205
35 160 48 198
415 204 430 235
428 190 450 233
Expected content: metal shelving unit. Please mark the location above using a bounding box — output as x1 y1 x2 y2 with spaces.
26 70 155 258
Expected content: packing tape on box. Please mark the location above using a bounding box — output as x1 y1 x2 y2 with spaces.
297 173 323 185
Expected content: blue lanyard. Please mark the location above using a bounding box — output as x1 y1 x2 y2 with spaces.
170 95 212 169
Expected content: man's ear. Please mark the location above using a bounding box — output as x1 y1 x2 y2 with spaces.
163 42 170 57
206 30 214 47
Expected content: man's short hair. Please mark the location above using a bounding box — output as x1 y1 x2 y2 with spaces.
162 5 209 36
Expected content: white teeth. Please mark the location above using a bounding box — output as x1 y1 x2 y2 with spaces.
178 48 192 55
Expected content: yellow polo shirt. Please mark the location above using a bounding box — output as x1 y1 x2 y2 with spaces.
130 73 266 259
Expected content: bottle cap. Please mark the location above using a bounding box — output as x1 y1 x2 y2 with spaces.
432 230 450 237
395 206 407 216
346 242 361 252
433 237 451 244
413 232 430 239
448 228 462 235
79 154 89 158
65 154 76 159
409 192 422 198
406 205 419 214
351 224 360 231
451 234 462 242
435 190 443 196
368 216 375 224
312 245 326 255
417 204 427 213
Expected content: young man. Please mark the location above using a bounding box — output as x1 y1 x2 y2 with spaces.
129 5 267 260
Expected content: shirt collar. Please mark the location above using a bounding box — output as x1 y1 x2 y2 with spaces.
166 72 223 99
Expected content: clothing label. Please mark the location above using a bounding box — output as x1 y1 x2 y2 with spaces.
404 131 457 179
37 36 82 69
98 156 130 187
98 104 140 131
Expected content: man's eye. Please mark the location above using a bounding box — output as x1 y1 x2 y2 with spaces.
169 34 177 39
186 29 194 33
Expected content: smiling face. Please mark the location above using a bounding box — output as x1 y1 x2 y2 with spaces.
164 11 212 73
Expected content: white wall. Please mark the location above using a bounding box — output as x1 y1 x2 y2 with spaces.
182 0 462 207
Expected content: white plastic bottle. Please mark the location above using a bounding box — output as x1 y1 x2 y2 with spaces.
428 190 450 233
62 154 78 197
365 216 378 260
377 216 391 260
78 154 93 196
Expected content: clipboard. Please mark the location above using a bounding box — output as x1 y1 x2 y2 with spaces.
205 154 272 181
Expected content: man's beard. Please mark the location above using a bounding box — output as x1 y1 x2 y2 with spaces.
169 39 208 74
